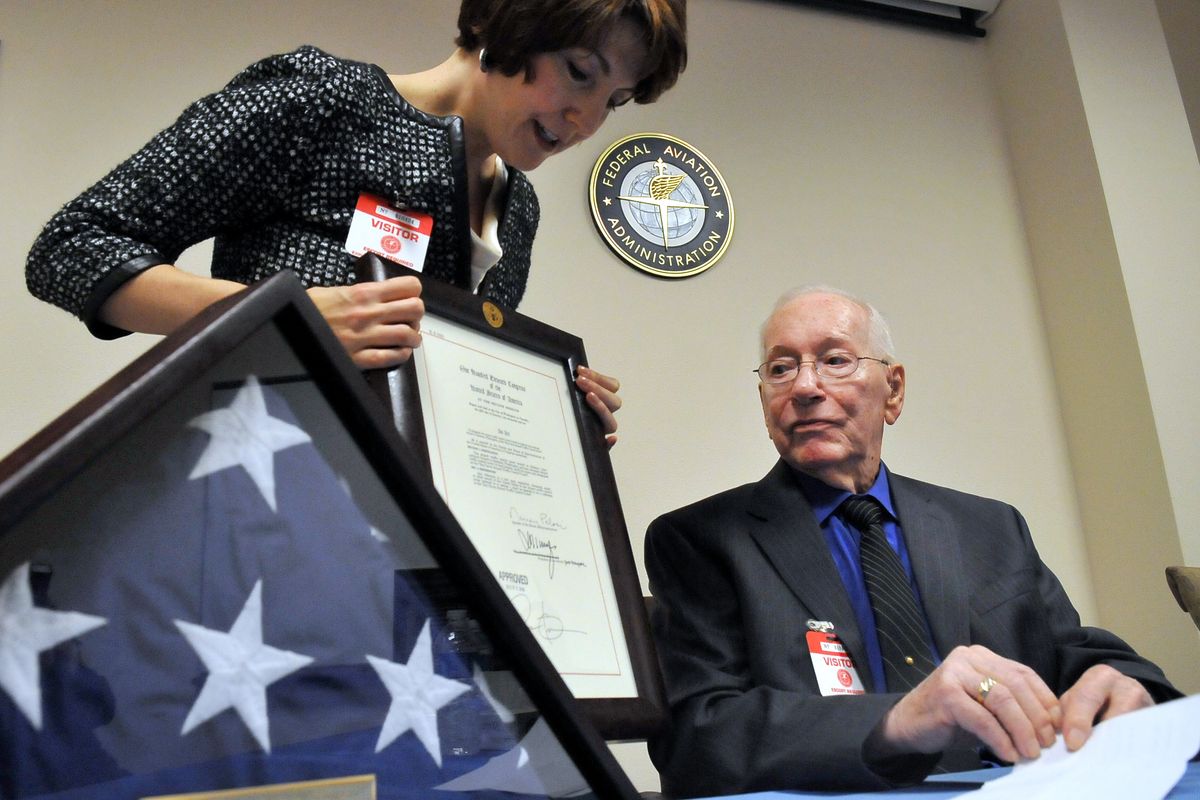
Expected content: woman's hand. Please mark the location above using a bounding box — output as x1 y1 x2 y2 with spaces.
576 365 622 448
98 266 425 372
307 275 425 369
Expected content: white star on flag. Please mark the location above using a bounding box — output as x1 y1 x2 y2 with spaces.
0 562 107 730
366 619 472 766
187 375 311 511
175 580 313 753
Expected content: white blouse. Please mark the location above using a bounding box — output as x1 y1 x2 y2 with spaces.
469 157 508 293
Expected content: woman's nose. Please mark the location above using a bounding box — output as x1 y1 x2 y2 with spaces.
566 98 609 140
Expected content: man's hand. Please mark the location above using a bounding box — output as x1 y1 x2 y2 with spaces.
576 365 622 448
1059 664 1153 751
867 645 1060 764
307 276 424 369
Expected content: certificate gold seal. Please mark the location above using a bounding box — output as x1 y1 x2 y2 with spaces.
481 301 505 328
589 132 734 278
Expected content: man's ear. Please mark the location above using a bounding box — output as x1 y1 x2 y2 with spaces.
758 381 772 435
884 363 905 425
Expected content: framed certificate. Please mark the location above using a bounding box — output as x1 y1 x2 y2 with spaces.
356 255 664 739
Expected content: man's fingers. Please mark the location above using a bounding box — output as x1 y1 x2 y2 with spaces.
877 671 1024 764
940 646 1060 759
976 679 1047 759
991 665 1059 748
951 693 1022 763
1060 665 1153 751
1099 680 1153 720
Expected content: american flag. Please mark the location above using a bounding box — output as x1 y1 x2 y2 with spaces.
0 370 588 799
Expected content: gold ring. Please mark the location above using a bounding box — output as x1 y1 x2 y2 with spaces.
977 676 999 704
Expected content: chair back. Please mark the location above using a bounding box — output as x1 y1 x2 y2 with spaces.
1165 566 1200 633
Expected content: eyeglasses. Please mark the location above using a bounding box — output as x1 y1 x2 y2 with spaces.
752 352 889 384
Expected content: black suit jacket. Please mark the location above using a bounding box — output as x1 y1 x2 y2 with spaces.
645 461 1178 797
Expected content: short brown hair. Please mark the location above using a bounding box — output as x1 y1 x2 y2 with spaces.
457 0 687 104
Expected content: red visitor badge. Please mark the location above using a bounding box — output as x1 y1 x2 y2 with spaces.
345 192 433 272
806 629 865 696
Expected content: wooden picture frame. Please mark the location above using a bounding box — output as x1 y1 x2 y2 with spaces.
356 254 665 740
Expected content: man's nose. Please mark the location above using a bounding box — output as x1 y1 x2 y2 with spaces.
788 361 824 400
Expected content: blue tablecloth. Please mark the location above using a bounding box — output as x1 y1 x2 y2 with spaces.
699 760 1200 798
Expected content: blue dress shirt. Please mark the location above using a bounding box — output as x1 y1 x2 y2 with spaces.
792 464 941 692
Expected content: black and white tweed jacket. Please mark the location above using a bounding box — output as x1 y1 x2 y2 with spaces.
26 46 540 338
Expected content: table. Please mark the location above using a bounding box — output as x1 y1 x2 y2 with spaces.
698 760 1200 798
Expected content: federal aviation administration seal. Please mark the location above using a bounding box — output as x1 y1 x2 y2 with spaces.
589 133 734 278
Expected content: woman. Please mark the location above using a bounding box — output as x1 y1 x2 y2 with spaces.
25 0 687 445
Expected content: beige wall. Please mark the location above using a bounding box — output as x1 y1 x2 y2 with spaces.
986 0 1200 712
0 0 1195 792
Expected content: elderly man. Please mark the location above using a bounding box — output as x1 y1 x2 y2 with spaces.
645 287 1179 796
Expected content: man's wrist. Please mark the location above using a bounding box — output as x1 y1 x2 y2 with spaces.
862 700 938 783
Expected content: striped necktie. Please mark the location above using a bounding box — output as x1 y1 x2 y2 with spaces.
839 495 936 692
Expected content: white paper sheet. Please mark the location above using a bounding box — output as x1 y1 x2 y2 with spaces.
961 693 1200 800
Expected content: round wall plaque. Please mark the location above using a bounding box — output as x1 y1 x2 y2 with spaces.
588 133 734 278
